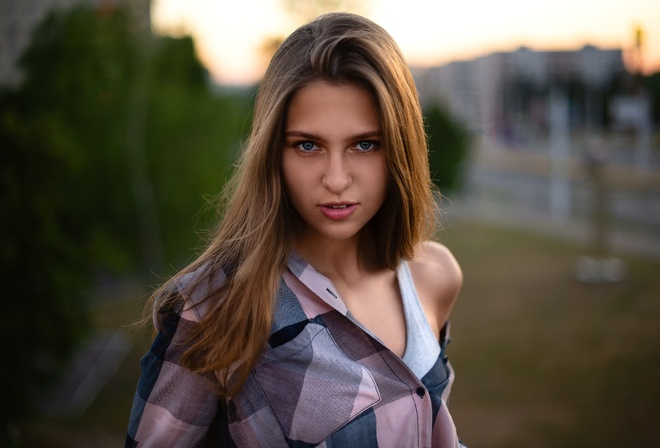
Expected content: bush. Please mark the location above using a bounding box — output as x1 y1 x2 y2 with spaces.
424 104 470 192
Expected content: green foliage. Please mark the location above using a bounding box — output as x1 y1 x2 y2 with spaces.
146 86 248 264
17 5 142 272
0 106 91 435
424 103 470 192
152 36 208 90
0 3 250 435
145 36 250 266
11 4 250 272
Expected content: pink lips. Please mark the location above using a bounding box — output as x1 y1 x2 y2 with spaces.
319 203 357 221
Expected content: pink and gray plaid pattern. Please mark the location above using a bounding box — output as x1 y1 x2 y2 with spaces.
126 253 464 447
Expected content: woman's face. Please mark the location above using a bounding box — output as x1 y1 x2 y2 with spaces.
282 80 389 248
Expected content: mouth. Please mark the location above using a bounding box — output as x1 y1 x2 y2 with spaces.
320 202 356 209
319 202 358 220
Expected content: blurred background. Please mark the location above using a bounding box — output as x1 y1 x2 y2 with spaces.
1 0 658 446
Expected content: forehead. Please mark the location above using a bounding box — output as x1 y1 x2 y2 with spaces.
285 81 380 133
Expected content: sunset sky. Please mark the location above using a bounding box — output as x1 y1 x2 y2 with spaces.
152 0 660 86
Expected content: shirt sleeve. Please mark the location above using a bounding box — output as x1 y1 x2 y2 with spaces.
126 303 220 448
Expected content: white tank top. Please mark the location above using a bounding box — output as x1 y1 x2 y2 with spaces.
398 260 441 379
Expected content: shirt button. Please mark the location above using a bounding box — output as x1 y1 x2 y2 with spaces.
416 387 425 397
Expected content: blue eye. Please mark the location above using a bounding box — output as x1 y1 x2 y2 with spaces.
356 141 377 151
297 141 317 151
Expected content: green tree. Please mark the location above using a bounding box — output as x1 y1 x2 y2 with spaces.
0 4 249 439
0 6 134 437
424 103 470 192
17 5 143 273
145 36 250 266
0 106 91 442
13 5 250 272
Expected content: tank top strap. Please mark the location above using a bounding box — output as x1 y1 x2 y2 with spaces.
398 260 441 379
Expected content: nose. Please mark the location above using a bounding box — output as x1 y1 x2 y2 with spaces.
322 153 352 193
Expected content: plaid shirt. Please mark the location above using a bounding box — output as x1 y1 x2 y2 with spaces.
127 253 463 447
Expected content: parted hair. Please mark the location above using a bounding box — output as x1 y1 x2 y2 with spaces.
150 12 436 397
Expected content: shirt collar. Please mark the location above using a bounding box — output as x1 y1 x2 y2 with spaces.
287 252 349 315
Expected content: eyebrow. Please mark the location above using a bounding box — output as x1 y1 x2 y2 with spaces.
284 130 382 141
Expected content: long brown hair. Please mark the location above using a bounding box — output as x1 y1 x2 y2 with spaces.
150 12 436 397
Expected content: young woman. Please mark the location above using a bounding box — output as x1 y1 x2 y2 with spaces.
127 12 465 448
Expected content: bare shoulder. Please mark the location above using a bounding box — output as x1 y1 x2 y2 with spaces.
410 240 463 289
407 240 463 334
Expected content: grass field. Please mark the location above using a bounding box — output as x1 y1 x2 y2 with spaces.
18 219 660 447
443 221 660 447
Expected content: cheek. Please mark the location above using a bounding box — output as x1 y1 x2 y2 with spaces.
371 158 390 198
282 157 309 205
281 154 297 191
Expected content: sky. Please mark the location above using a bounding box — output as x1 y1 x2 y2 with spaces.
152 0 660 86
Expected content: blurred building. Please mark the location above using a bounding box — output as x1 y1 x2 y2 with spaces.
413 45 630 143
0 0 150 87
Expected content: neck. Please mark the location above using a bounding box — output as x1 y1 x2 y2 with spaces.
293 233 380 283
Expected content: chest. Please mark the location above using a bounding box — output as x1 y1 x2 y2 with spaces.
228 308 454 447
337 271 407 357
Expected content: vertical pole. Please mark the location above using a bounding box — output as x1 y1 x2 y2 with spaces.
548 88 571 223
575 140 624 283
634 95 652 172
586 148 607 258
